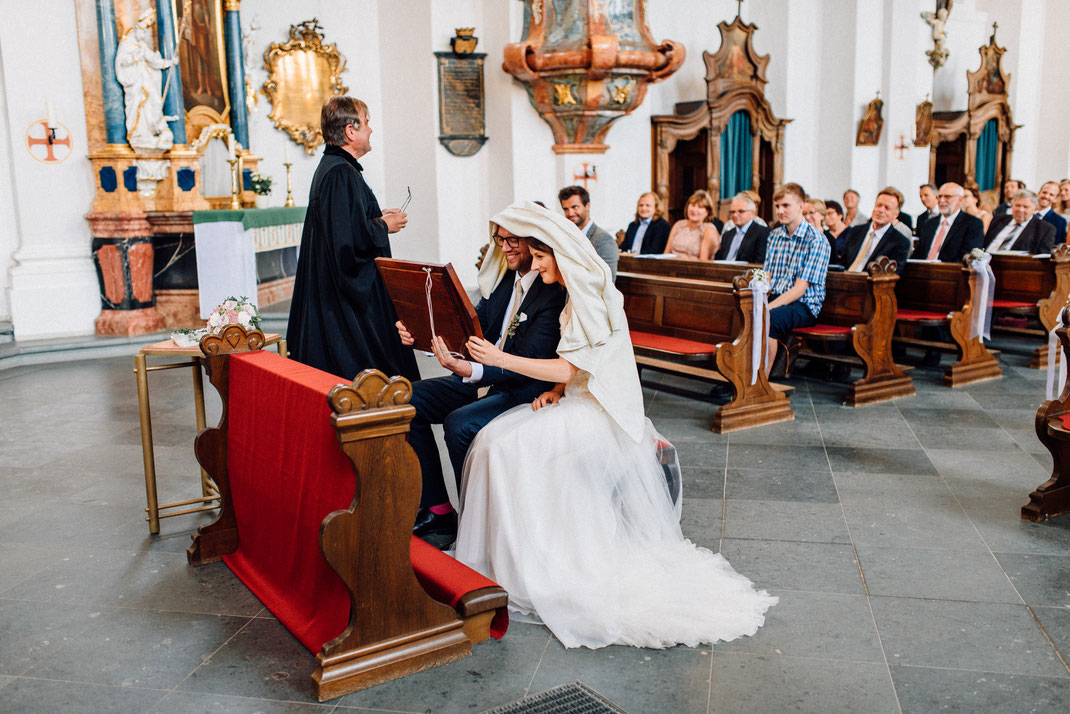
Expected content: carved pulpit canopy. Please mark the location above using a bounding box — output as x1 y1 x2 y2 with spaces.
967 23 1010 109
702 15 770 100
503 0 684 154
262 19 348 155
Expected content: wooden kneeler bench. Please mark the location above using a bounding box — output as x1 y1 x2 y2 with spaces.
186 326 508 701
618 270 794 433
989 246 1070 369
1025 305 1070 523
895 257 1002 387
791 257 915 406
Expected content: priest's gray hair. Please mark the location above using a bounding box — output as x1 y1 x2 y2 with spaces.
1013 189 1038 206
321 96 369 146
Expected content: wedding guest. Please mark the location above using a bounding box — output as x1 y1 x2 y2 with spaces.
834 187 911 275
984 189 1055 254
559 185 619 279
742 190 769 227
802 199 827 232
1058 179 1070 219
963 184 993 234
913 182 985 262
288 96 418 382
621 192 671 254
1037 181 1067 244
917 183 940 234
714 193 769 262
459 201 776 649
398 227 567 548
762 183 831 375
824 199 849 259
664 190 720 260
995 178 1024 216
843 189 869 226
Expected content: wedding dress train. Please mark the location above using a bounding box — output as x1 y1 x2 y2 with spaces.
454 369 777 649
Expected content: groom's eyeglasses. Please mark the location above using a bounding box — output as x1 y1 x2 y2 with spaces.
493 232 524 249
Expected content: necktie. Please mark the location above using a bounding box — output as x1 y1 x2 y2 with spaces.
998 223 1024 251
497 280 525 348
927 219 949 260
631 220 649 252
849 230 877 272
726 228 745 261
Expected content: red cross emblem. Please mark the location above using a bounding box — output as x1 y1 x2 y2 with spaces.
572 162 597 190
26 120 72 164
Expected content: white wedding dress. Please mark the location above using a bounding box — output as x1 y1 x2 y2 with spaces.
454 311 777 649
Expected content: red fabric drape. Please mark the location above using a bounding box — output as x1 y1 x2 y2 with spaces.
221 351 506 653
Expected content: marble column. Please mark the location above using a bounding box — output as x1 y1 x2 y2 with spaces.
154 0 186 144
224 0 249 149
95 0 126 145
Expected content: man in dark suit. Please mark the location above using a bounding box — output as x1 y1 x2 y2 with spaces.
916 184 940 235
1037 181 1067 244
913 182 985 262
714 193 769 262
835 187 912 275
559 185 619 278
621 192 671 254
994 178 1025 216
985 190 1056 254
399 228 567 547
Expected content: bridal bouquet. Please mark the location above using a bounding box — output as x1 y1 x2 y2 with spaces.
207 296 262 335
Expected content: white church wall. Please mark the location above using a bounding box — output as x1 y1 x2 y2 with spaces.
1033 2 1070 186
1 2 99 340
0 45 19 323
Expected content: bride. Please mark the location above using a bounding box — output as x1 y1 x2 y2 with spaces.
449 201 776 649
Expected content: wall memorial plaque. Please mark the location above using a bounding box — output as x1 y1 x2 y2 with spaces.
435 29 487 157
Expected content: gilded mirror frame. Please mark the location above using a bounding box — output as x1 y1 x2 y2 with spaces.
262 19 348 154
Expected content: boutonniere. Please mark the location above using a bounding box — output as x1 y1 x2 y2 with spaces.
506 312 528 339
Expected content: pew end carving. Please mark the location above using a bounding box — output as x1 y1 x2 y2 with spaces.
185 326 505 701
1024 305 1070 522
845 257 915 405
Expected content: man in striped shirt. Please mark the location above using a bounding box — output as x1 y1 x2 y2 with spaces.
762 182 832 374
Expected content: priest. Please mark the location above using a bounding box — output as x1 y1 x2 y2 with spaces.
287 96 420 382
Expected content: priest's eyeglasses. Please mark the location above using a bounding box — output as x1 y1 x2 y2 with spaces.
493 232 523 249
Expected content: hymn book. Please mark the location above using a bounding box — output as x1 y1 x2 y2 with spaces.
376 258 483 360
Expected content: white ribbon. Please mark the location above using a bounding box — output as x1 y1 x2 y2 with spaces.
969 253 995 341
1045 315 1068 401
423 267 465 359
748 275 771 385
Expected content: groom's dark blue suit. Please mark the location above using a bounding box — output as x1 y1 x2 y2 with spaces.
408 270 567 508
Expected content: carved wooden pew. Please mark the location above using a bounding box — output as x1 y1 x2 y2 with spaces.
618 255 914 406
1025 305 1070 522
989 245 1070 368
187 326 508 701
617 269 794 433
894 258 1003 387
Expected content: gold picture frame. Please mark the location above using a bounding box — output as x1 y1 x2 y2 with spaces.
262 19 348 154
173 0 230 138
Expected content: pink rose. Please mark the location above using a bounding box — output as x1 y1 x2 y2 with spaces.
225 309 239 323
242 303 256 315
223 300 237 310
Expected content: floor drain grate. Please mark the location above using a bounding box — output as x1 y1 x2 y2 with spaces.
482 680 628 714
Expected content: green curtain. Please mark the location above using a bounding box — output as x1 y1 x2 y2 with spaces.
719 111 753 200
975 119 998 192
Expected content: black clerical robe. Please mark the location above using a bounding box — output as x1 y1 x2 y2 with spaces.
287 145 419 382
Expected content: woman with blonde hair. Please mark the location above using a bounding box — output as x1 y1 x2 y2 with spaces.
663 190 720 260
621 192 671 254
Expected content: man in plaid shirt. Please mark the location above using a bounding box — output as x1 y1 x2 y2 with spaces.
762 182 831 373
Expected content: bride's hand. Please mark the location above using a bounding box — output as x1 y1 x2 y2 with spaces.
467 336 506 368
531 390 561 411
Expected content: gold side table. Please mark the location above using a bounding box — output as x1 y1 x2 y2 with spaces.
134 333 286 533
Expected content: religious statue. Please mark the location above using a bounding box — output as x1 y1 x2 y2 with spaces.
115 8 176 194
115 8 177 151
921 7 950 69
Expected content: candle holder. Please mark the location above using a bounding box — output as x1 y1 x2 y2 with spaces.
283 162 295 207
227 158 241 210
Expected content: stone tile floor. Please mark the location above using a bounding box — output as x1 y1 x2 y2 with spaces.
1 344 1069 713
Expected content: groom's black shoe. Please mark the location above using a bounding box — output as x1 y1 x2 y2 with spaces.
413 508 458 550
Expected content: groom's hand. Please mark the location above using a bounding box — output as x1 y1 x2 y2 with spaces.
431 335 472 378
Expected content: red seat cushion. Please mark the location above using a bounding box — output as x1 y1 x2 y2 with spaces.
1061 413 1070 430
630 330 717 355
992 299 1035 309
795 324 851 336
897 309 949 321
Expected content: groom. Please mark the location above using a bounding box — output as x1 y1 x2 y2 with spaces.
397 227 567 548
